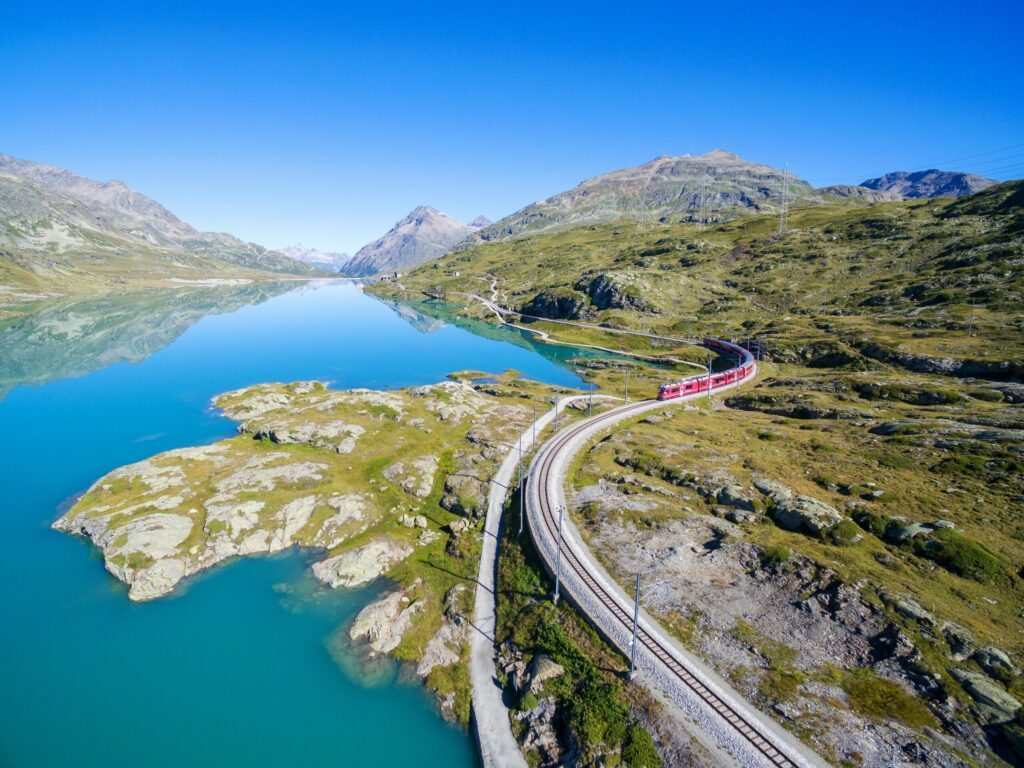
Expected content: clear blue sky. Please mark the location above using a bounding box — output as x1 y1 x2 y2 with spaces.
2 1 1023 254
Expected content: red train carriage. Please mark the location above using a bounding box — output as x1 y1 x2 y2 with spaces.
657 339 756 401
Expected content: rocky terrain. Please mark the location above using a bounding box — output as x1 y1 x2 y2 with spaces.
0 152 319 297
342 206 487 277
565 377 1023 766
55 373 546 720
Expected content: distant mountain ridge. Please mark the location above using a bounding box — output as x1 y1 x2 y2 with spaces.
278 243 350 270
342 206 487 277
460 149 814 248
0 152 319 294
859 169 997 199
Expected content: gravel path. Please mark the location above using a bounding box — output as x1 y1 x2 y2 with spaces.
470 394 606 767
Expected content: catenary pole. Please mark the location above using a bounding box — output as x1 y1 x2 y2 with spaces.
553 505 564 605
630 572 641 679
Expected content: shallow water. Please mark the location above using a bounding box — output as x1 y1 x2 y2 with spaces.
0 280 592 767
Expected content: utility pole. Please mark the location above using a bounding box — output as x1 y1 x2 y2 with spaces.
518 435 524 535
629 572 641 680
778 162 789 234
588 385 593 418
624 366 629 403
707 356 714 405
533 402 537 448
553 505 564 605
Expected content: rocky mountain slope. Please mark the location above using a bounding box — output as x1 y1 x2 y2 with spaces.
374 181 1024 765
460 150 814 247
860 169 997 199
278 243 351 270
342 206 486 277
0 152 320 295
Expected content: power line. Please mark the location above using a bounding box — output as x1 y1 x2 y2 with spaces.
927 141 1024 168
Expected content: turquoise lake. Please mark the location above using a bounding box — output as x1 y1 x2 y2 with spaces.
0 280 593 767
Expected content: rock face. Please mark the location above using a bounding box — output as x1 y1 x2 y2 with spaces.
521 288 591 320
460 149 814 245
342 206 475 277
574 272 653 312
860 169 996 200
311 538 413 589
753 477 843 534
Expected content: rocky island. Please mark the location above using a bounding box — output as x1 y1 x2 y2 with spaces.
55 374 545 719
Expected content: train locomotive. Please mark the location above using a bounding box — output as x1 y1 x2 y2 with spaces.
657 338 756 400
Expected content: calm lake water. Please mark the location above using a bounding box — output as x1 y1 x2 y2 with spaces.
0 280 592 767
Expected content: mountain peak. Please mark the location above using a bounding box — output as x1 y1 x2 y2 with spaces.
342 206 473 277
702 148 740 161
462 151 812 245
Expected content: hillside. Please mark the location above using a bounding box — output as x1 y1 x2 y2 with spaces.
342 206 485 277
0 153 320 299
374 182 1024 765
460 149 814 248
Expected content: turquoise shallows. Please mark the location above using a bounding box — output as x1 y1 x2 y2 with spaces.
0 281 588 767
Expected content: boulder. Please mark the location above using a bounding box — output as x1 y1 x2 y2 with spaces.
941 622 976 662
754 477 842 534
974 646 1018 682
312 539 413 588
950 669 1021 721
524 654 565 695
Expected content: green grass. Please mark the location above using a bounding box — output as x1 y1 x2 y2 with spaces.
834 667 938 729
495 500 662 766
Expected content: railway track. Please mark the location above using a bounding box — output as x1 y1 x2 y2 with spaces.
525 394 824 768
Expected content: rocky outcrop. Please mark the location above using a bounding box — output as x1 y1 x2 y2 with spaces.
383 455 439 499
311 538 413 589
573 273 653 312
753 477 842 534
417 583 469 677
520 288 591 321
349 580 425 654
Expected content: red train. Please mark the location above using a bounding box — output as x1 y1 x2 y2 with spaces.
657 338 756 400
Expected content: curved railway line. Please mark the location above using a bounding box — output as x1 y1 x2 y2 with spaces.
525 382 826 768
